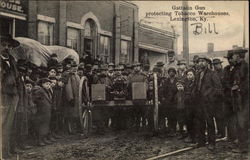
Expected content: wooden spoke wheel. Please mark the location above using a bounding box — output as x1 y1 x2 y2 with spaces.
79 77 92 135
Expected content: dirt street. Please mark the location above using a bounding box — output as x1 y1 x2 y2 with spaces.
8 130 250 160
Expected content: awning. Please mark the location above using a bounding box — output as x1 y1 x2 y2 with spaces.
139 42 168 54
0 9 27 20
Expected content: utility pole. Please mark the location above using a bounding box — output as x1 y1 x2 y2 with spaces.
182 1 189 65
243 1 246 48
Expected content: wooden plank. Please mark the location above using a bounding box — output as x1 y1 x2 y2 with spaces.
145 137 227 160
153 73 159 130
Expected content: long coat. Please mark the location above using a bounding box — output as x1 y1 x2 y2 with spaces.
1 52 19 153
196 68 222 104
32 85 52 136
162 77 178 106
63 73 80 118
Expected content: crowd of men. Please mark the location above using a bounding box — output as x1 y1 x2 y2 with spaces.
1 34 249 159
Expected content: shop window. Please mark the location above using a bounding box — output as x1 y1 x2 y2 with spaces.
100 36 111 63
67 28 80 52
38 21 54 45
120 40 130 64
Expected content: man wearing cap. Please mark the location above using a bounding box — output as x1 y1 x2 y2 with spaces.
111 64 128 130
212 58 226 138
196 55 222 150
166 50 178 71
62 61 81 134
229 48 249 153
1 34 21 158
162 67 178 136
128 62 148 130
93 64 112 134
47 53 59 69
175 59 188 139
191 55 200 75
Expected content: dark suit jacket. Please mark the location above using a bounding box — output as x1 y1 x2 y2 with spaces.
196 68 222 104
1 53 19 95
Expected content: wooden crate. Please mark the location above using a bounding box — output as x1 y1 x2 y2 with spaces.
132 82 147 100
91 84 106 101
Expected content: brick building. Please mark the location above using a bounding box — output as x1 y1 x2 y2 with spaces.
138 23 178 69
1 0 177 66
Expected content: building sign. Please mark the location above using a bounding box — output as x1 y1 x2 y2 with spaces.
0 0 24 13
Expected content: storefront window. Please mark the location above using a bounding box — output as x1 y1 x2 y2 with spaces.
120 40 130 64
67 28 80 52
38 21 54 45
100 36 111 63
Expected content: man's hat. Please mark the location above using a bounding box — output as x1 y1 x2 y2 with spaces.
132 62 141 67
85 64 92 70
152 67 161 73
212 58 223 65
192 55 199 62
25 79 35 86
92 64 99 70
108 63 115 67
100 64 108 70
168 50 175 56
155 61 165 67
168 67 177 74
185 68 195 75
125 63 133 69
70 61 78 67
198 55 211 63
26 62 37 70
0 34 20 48
115 65 124 71
56 63 63 69
78 62 85 70
228 48 248 58
37 78 51 86
48 65 57 72
176 79 185 86
17 59 27 71
177 59 187 65
48 77 57 81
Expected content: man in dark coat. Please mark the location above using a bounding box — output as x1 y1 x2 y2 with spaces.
32 78 53 146
162 67 178 135
127 62 148 130
222 53 237 142
1 34 20 158
212 58 226 138
176 59 187 139
14 60 31 150
184 68 197 143
229 48 249 154
196 56 222 150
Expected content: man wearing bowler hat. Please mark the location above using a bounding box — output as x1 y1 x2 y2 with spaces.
0 34 21 158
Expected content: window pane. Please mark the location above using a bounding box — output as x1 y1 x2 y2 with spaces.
67 28 80 52
38 21 53 45
120 40 129 63
100 36 111 63
84 22 91 37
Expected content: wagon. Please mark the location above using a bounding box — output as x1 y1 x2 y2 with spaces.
78 73 159 135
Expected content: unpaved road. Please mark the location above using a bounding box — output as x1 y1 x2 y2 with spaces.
8 130 250 160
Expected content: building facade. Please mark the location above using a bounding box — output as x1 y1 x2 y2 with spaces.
138 23 177 69
1 0 177 66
